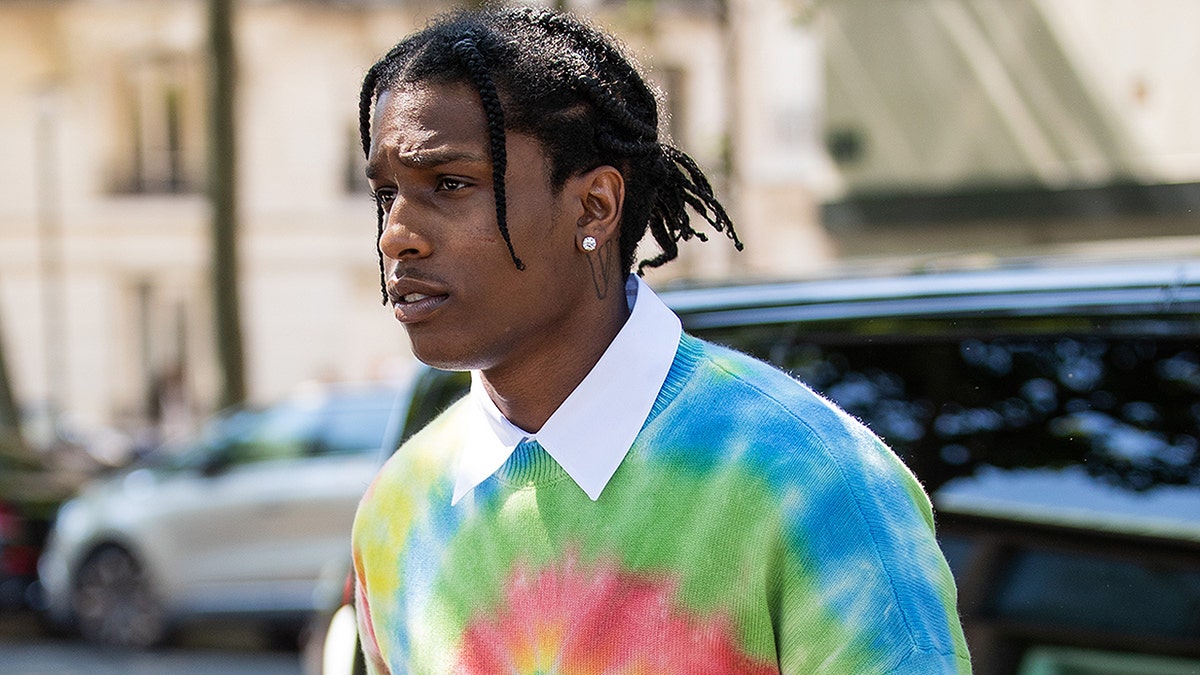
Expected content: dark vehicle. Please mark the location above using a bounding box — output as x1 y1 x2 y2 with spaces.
0 438 73 615
321 259 1200 675
671 259 1200 674
0 501 44 611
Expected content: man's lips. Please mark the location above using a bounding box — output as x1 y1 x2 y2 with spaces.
386 278 449 324
392 294 447 323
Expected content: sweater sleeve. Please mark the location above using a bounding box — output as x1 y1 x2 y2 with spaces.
771 429 972 674
354 571 392 675
889 648 976 674
692 341 971 672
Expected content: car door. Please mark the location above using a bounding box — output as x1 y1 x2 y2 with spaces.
253 389 401 608
153 399 322 614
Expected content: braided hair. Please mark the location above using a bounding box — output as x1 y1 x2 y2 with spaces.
359 6 742 302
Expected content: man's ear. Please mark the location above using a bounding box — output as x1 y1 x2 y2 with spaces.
571 165 624 250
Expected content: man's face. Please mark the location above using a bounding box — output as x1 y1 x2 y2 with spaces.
366 81 596 373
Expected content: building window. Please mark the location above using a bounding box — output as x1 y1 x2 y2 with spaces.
113 54 204 194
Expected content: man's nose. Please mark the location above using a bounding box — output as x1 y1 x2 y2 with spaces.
378 197 432 261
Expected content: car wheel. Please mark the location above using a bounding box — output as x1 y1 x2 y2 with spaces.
72 545 168 648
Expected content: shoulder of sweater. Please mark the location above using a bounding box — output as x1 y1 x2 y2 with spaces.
678 337 936 524
684 337 884 454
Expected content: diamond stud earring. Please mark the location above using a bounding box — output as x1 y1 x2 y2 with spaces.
582 236 598 251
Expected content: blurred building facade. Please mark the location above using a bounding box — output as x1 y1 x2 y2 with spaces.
0 0 1197 437
818 0 1200 265
3 0 424 438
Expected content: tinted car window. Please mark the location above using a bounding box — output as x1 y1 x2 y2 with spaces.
226 402 315 465
990 547 1200 639
161 390 400 469
695 322 1200 495
399 370 471 445
160 408 264 472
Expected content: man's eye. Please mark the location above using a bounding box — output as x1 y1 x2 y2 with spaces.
436 177 469 192
372 189 395 208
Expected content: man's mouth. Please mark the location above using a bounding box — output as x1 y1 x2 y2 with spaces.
390 292 448 324
385 275 450 324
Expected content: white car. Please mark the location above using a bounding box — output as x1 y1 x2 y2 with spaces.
38 382 415 648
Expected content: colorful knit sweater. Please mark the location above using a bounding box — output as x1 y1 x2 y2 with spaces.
352 335 972 674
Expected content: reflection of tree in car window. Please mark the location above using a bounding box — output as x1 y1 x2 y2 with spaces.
162 409 264 472
226 403 315 465
701 326 1200 495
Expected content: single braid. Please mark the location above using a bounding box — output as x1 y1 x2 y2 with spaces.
577 75 658 140
358 64 390 304
373 199 387 303
359 65 379 158
453 35 524 271
359 39 416 157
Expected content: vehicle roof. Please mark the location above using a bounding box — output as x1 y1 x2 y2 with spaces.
660 259 1200 328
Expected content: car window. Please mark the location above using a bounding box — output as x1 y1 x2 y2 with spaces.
158 408 264 472
399 370 470 446
312 391 400 457
695 322 1200 497
222 401 316 466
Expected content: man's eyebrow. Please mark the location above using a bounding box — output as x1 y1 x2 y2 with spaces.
365 149 489 180
401 149 489 167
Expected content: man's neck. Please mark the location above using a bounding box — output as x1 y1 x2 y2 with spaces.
479 287 630 433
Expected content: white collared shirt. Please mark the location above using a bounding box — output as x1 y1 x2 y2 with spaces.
451 276 682 505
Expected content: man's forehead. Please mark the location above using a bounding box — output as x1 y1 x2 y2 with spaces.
368 83 488 163
373 83 482 131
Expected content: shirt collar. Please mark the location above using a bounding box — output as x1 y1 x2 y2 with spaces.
452 275 682 505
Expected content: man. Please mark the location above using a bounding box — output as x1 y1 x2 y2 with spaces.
352 6 971 673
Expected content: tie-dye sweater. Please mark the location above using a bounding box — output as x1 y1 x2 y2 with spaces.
352 335 972 674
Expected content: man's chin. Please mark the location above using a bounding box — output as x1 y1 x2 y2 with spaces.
408 340 483 373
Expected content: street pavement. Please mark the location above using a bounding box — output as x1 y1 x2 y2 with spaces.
0 611 305 674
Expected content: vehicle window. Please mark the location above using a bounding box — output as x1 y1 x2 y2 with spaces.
313 393 399 456
223 402 315 466
400 370 470 445
160 408 264 472
990 547 1200 640
695 324 1200 497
